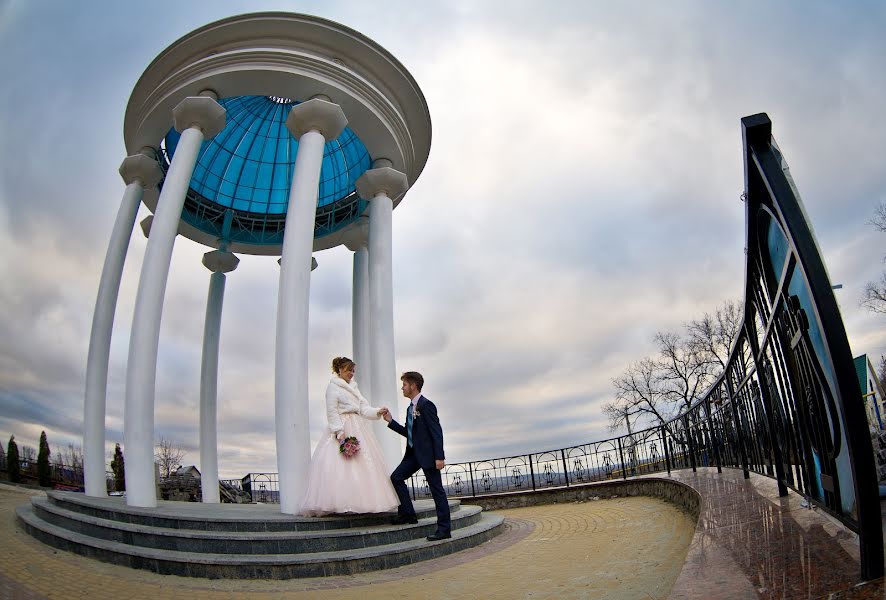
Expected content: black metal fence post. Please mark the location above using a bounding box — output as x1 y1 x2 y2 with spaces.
706 396 723 474
662 426 672 475
725 376 751 479
746 328 789 497
468 462 476 497
616 437 628 480
528 455 537 491
560 449 570 487
685 416 697 473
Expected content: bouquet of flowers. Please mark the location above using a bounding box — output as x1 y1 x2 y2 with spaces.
339 436 360 458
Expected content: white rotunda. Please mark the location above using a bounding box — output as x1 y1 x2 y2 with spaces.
83 12 432 513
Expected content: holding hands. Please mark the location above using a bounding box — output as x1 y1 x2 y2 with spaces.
378 407 392 422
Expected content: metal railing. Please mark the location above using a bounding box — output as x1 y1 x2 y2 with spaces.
0 458 92 491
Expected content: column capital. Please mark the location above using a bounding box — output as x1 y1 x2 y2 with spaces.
277 256 319 271
119 154 163 188
172 96 226 138
202 250 240 273
343 216 370 251
141 216 186 239
356 167 409 201
285 98 348 141
140 216 153 238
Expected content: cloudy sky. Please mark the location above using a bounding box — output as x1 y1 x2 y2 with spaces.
1 1 884 478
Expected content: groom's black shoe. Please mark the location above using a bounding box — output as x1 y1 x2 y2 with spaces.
390 515 418 525
426 531 451 541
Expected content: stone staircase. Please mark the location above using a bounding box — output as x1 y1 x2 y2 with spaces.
16 491 504 579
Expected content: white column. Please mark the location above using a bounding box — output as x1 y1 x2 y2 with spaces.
83 153 162 497
276 97 348 514
345 218 387 453
199 249 239 503
124 94 226 507
356 164 409 470
352 245 372 392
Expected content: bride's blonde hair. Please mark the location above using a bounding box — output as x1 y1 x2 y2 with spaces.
331 356 355 374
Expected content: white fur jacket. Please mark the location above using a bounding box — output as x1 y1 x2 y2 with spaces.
325 376 382 436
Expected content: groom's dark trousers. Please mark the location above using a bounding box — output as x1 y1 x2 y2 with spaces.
388 395 451 535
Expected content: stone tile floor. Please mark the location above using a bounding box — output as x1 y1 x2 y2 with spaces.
3 467 884 599
666 468 884 600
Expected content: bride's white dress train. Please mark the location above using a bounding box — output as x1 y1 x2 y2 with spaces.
297 415 399 516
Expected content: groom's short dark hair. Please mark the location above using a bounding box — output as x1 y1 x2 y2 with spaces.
401 371 424 391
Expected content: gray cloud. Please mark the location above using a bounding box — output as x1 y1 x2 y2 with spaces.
1 1 884 481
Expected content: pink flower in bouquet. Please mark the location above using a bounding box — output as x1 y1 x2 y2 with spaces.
339 436 360 458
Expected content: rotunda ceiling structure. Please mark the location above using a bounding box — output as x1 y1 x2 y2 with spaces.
161 95 372 251
124 12 431 256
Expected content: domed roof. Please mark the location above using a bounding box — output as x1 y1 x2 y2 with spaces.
161 95 372 249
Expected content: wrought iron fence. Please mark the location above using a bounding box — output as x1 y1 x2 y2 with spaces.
238 472 279 503
0 458 89 491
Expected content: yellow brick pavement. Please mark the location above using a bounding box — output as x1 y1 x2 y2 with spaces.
1 484 695 599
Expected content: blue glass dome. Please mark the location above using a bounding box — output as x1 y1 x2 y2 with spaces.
161 96 372 248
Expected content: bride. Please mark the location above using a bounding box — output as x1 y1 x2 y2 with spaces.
296 356 399 516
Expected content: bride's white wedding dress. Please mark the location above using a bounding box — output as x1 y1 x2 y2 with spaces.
296 376 399 516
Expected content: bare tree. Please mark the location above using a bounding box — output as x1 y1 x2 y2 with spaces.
861 202 886 314
862 275 886 314
19 445 36 465
686 299 743 370
154 437 186 478
55 443 83 470
607 356 671 430
607 299 742 434
602 399 641 435
655 331 716 416
875 202 886 231
68 444 83 471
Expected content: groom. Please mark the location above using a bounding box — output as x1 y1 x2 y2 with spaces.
382 371 451 541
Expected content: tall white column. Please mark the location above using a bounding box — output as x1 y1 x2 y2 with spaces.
352 245 372 391
199 249 239 503
84 153 162 497
345 218 385 454
276 97 348 514
356 164 409 470
124 94 226 507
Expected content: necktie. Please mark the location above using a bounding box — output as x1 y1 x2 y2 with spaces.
406 404 414 448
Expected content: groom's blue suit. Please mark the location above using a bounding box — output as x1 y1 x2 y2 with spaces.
388 395 451 535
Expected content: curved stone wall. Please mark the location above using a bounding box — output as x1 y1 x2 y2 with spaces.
467 477 701 521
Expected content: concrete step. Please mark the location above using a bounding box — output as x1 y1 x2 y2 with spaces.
44 490 458 532
17 503 505 579
31 496 484 554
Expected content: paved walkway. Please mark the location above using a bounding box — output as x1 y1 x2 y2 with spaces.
5 468 885 599
1 483 694 599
